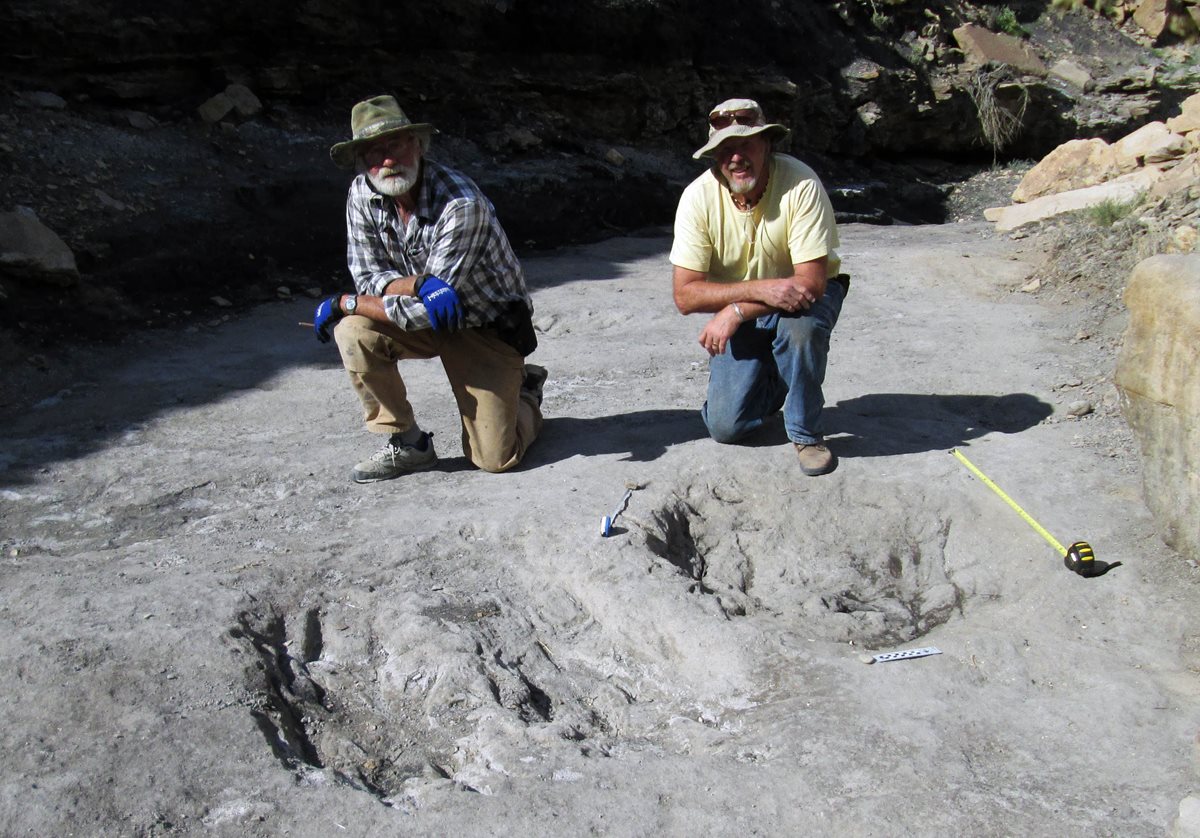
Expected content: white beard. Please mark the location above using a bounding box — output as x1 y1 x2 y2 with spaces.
728 174 758 196
367 164 419 197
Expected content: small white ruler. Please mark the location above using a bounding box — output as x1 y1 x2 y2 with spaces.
863 646 942 665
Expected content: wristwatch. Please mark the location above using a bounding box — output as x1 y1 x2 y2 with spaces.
343 294 358 314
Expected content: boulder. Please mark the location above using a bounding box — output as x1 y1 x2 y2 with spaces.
1148 152 1200 200
1114 254 1200 561
197 84 262 124
0 207 79 286
19 90 68 110
1167 92 1200 135
1049 59 1092 91
985 166 1161 229
1132 0 1199 41
1134 0 1174 39
197 92 233 124
1114 120 1188 167
952 24 1048 76
224 83 262 118
1011 138 1121 202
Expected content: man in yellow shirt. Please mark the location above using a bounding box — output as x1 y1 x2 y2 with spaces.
670 98 848 476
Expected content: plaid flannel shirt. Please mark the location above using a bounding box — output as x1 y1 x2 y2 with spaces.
344 159 531 330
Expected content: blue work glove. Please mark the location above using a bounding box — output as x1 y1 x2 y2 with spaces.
313 296 343 343
416 275 464 331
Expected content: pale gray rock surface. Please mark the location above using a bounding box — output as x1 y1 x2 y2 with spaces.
1 223 1195 836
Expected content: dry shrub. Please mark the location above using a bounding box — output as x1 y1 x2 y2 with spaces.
967 66 1029 162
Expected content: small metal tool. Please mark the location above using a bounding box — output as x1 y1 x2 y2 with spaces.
600 488 634 537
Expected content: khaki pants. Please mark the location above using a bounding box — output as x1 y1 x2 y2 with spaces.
333 315 543 473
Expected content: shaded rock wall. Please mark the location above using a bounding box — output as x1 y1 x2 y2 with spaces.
0 0 995 157
0 0 1181 344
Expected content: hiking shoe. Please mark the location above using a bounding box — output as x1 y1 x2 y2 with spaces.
794 442 836 476
352 432 437 484
522 364 548 406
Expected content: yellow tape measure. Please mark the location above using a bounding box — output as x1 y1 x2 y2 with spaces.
951 448 1096 576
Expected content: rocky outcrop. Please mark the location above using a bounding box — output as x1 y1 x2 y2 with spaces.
1115 254 1200 561
984 92 1200 230
0 0 1188 344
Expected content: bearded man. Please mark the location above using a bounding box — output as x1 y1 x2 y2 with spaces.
314 95 544 483
670 98 849 476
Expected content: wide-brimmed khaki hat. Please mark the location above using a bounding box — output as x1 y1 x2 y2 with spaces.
329 95 438 169
693 97 790 160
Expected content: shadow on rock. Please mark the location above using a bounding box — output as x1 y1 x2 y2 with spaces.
529 409 707 466
827 392 1052 458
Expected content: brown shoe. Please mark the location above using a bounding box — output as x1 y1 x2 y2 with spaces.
794 442 836 476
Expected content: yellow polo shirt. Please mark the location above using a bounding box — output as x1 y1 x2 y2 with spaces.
670 154 841 282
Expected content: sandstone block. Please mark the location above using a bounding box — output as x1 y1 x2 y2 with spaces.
1134 0 1173 39
224 83 262 118
1167 92 1200 135
20 91 67 110
0 207 79 286
1049 59 1092 91
952 24 1047 76
1012 138 1120 202
1115 254 1200 561
1148 152 1200 200
197 92 234 124
1116 120 1189 167
1171 225 1198 253
987 167 1161 230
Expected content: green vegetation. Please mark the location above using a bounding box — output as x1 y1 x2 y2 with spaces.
861 0 893 30
992 6 1028 38
1049 0 1123 22
1084 195 1143 227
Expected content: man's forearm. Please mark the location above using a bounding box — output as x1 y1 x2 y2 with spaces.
340 273 434 326
372 275 415 297
339 293 389 323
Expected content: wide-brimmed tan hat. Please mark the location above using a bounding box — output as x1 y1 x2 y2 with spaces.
693 97 790 160
329 95 438 169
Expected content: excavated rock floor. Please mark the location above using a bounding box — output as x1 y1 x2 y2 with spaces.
1 220 1196 836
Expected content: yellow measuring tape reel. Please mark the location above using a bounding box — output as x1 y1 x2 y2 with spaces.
951 449 1098 577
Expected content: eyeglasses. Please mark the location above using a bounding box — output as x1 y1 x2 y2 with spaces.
708 108 762 130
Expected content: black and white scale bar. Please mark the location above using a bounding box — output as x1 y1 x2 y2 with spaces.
871 646 942 663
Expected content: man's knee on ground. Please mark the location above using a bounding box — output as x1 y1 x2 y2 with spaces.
473 449 521 474
704 412 750 445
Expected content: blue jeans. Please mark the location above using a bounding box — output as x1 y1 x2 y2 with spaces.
702 278 846 446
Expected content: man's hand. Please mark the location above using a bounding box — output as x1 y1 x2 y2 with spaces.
313 296 343 343
416 275 464 331
698 306 743 356
672 258 828 316
757 277 819 312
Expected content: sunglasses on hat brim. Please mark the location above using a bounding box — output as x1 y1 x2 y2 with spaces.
708 108 763 130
